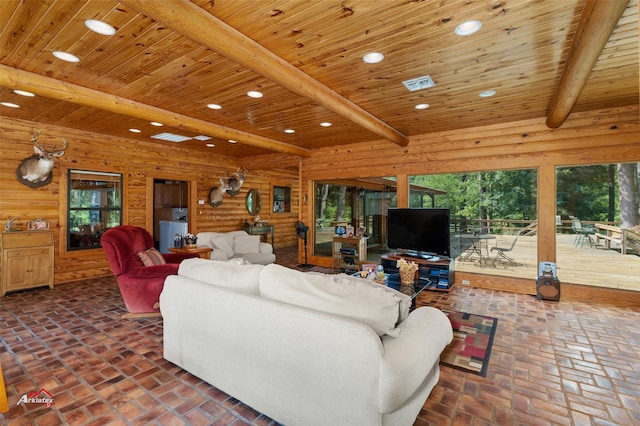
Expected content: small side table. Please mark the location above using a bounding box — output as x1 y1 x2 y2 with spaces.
243 223 275 246
168 246 213 259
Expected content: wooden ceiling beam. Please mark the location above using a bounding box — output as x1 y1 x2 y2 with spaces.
120 0 410 147
546 0 629 128
0 65 311 157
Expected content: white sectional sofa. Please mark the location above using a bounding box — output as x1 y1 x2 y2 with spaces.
196 230 275 265
160 258 453 426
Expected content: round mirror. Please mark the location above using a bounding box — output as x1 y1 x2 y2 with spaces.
246 189 261 215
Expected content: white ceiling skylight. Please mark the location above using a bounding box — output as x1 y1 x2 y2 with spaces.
151 133 193 142
193 135 211 141
52 51 80 62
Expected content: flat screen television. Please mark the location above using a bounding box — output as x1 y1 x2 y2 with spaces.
386 208 450 258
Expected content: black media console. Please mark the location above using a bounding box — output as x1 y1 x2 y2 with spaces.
380 253 455 292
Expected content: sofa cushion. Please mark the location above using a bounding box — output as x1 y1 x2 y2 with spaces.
259 264 411 337
234 235 260 254
210 236 234 259
177 257 263 294
324 273 411 323
137 247 166 266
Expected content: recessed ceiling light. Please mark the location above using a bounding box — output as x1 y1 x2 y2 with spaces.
13 89 35 97
228 139 237 144
129 128 141 133
363 52 384 64
284 129 295 134
479 90 496 98
206 143 215 148
320 122 332 127
415 103 430 110
150 121 163 126
52 51 80 63
85 19 116 36
1 102 20 108
455 20 482 36
247 91 263 98
207 103 222 110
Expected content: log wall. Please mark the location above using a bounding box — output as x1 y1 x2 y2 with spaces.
299 105 640 293
0 118 299 284
2 105 639 291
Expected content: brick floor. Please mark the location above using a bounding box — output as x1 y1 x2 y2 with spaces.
0 247 639 425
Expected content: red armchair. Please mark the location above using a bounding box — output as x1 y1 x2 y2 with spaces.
101 225 197 318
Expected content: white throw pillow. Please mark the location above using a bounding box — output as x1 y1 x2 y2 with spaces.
178 258 263 294
210 237 234 258
259 264 411 337
234 235 260 254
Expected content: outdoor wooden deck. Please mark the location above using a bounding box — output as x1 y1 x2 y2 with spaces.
455 233 640 292
314 229 640 292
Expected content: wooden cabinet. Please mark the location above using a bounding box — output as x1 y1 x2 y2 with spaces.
154 182 187 208
332 236 368 272
1 231 54 296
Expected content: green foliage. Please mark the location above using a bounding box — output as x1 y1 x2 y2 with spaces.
556 165 617 221
410 169 537 220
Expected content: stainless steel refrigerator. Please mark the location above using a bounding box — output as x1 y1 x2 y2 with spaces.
159 220 188 253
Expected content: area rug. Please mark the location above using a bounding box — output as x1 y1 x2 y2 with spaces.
440 311 498 377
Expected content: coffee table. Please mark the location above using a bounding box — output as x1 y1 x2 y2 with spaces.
168 246 213 259
354 272 430 310
385 275 431 309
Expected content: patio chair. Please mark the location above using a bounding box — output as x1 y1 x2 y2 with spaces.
490 230 522 267
570 216 596 248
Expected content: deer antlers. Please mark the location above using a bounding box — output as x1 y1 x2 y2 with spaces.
16 131 68 188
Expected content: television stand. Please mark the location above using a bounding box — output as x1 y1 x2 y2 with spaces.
381 253 455 292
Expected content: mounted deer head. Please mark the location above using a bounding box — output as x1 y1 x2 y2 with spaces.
227 167 248 196
208 178 231 207
16 131 68 188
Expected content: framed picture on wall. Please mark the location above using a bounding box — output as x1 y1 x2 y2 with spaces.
273 185 291 213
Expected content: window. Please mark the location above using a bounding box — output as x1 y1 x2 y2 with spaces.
273 186 291 213
411 169 538 277
556 163 639 291
313 178 396 256
68 170 122 250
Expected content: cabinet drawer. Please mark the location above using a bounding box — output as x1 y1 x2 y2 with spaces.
6 248 52 258
2 231 53 248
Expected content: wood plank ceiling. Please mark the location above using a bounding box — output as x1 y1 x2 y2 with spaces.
0 0 638 158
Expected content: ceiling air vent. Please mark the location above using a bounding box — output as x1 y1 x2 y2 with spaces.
151 133 192 142
402 75 435 92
